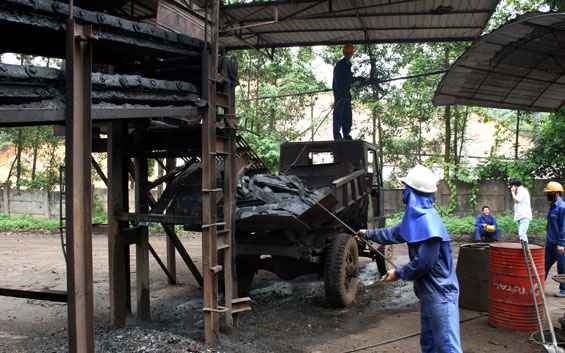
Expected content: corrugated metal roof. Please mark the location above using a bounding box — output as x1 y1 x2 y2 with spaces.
434 11 565 112
217 0 500 50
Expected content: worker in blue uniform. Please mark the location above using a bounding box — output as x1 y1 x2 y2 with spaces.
357 165 462 353
543 181 565 297
473 205 501 242
332 44 364 140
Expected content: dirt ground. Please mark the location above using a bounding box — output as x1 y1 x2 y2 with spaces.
1 230 564 353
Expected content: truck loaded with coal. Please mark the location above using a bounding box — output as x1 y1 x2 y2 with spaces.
234 140 389 307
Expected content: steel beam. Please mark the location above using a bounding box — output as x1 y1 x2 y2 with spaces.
0 105 201 127
65 18 95 353
107 120 129 327
0 0 208 62
0 287 67 302
115 212 201 225
148 243 176 284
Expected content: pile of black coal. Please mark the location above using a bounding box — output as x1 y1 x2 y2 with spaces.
236 174 331 219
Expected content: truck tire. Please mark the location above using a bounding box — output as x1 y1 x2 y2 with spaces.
324 233 359 307
375 244 394 276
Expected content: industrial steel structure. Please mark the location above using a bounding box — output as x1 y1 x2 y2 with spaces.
0 0 256 350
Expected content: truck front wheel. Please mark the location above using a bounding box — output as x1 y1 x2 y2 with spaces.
324 233 359 307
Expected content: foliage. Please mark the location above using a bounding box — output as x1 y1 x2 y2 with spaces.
240 131 279 171
473 156 537 192
234 47 327 167
486 0 552 33
0 126 64 189
92 212 108 225
523 111 565 179
385 211 547 236
0 213 60 230
92 194 104 214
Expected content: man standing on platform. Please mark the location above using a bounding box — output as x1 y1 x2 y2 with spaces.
332 44 364 140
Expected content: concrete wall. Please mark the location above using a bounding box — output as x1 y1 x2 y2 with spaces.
384 179 561 218
0 184 136 219
1 179 561 219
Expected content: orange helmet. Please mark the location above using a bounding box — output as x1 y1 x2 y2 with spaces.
343 44 355 54
544 181 564 193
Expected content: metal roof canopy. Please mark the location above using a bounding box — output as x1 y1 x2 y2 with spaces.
213 0 499 51
434 11 565 113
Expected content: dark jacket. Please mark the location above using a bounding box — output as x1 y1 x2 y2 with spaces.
474 214 498 230
365 223 459 303
332 58 353 99
547 198 565 246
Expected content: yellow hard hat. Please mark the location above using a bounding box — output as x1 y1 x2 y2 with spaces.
343 44 355 54
544 181 564 193
486 225 496 233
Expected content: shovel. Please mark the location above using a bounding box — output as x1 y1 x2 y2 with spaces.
521 240 564 353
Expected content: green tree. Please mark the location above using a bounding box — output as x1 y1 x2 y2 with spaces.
234 47 327 169
524 111 565 179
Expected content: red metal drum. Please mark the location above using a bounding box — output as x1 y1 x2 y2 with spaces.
488 242 545 331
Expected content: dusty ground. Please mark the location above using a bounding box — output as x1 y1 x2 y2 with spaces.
1 230 564 353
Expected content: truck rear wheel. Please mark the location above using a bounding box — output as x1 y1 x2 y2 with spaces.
324 233 359 307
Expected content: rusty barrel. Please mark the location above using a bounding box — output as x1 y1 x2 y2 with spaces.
488 242 545 331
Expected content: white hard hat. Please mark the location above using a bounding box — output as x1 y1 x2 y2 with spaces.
399 165 438 193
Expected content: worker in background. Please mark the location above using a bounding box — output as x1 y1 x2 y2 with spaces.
543 182 565 297
332 44 364 140
473 205 501 242
510 178 532 243
356 165 462 353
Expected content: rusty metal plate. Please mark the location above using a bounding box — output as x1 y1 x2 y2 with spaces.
297 193 338 227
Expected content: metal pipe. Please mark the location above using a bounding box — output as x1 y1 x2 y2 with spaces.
524 242 561 352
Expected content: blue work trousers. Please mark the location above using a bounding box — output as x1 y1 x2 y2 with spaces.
333 96 352 140
545 242 565 292
420 300 463 353
473 226 501 242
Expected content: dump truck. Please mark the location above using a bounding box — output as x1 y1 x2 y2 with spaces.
234 140 389 307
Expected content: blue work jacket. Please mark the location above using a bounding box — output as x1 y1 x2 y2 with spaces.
332 58 353 99
475 214 498 229
546 197 565 246
365 223 459 304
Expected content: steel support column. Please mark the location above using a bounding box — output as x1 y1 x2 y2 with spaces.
65 18 95 353
165 157 177 284
107 120 129 327
202 0 221 345
134 123 151 321
222 129 237 328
